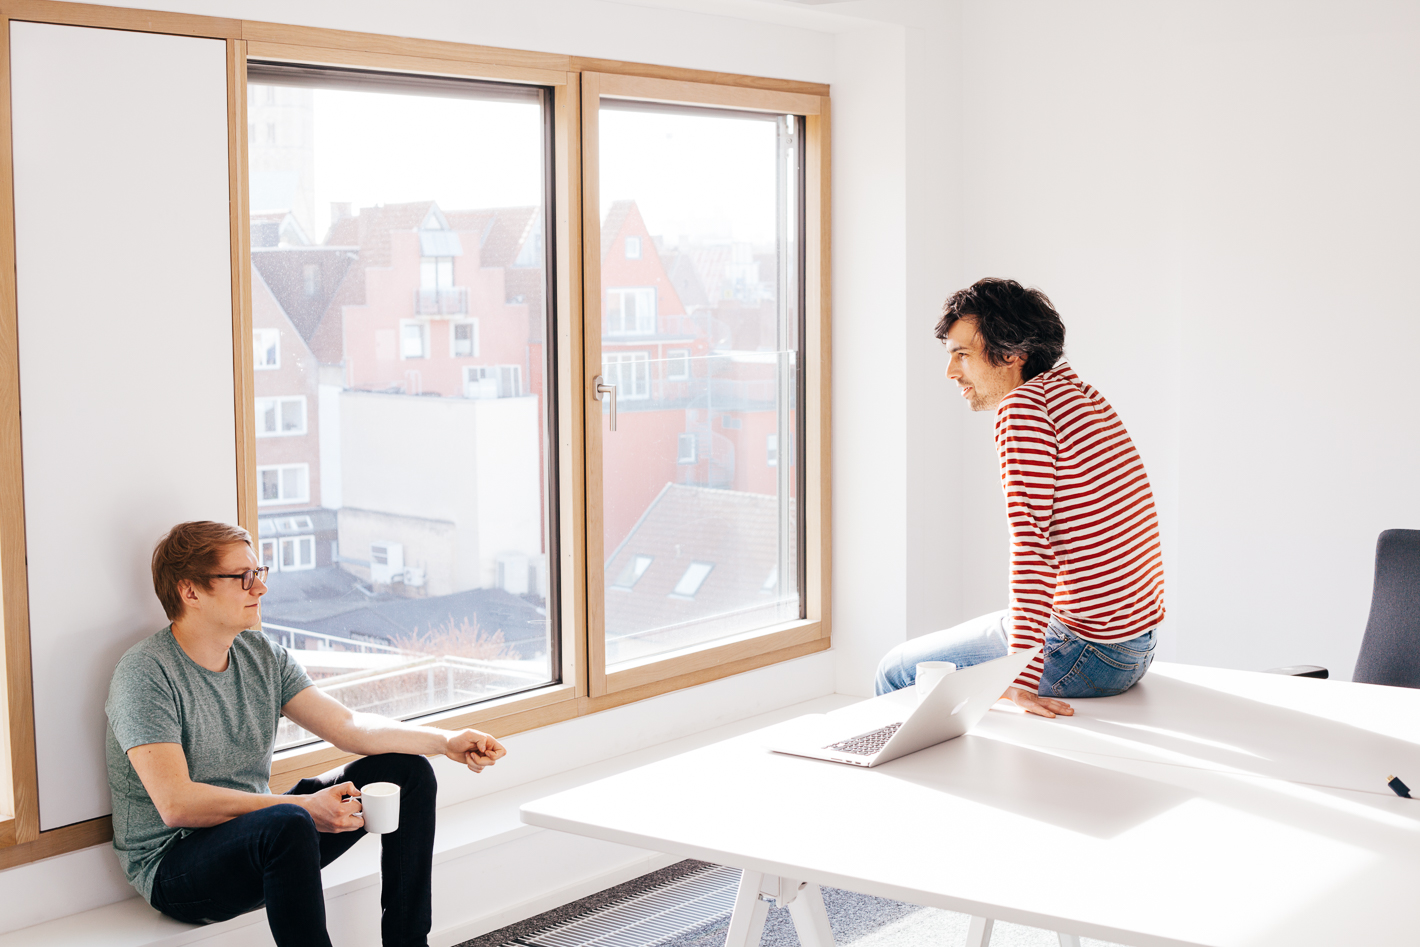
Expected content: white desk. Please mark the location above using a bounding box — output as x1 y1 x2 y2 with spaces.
521 663 1420 947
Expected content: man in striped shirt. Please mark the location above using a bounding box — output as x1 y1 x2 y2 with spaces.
875 278 1165 718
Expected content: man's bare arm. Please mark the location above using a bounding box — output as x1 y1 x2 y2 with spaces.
127 742 364 831
281 687 507 773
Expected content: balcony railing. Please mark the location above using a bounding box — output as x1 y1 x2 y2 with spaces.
413 286 468 316
264 622 551 751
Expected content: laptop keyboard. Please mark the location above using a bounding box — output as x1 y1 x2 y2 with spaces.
825 722 903 756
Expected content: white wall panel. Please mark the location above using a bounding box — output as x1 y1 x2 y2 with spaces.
1167 3 1420 675
829 23 909 696
10 21 236 830
957 0 1180 656
954 0 1420 677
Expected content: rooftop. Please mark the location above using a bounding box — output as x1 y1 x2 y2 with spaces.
260 565 550 661
603 483 798 664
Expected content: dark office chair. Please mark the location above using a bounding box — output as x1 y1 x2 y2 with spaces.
1351 529 1420 688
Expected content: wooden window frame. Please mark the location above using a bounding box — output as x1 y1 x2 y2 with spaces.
580 72 831 700
0 0 830 870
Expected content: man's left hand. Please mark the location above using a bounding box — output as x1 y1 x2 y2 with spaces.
1003 686 1074 718
444 729 507 773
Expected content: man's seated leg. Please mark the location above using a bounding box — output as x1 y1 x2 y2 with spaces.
290 753 437 947
874 609 1010 695
150 803 333 947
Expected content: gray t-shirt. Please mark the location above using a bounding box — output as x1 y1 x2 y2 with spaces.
104 626 313 901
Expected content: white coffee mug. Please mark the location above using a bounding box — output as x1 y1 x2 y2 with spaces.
915 661 957 703
360 782 401 835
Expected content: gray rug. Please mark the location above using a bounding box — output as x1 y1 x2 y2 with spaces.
456 860 1131 947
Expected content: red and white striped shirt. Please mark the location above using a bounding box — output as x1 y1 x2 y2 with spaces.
994 362 1165 692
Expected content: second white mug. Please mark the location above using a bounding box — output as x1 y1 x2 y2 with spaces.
915 661 957 703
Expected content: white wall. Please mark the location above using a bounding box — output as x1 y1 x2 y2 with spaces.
827 21 910 695
1170 0 1420 675
954 0 1420 677
145 0 837 83
956 0 1182 652
10 22 238 830
899 3 969 640
827 4 981 693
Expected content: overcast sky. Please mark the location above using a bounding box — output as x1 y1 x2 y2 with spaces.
302 86 787 248
310 87 544 238
599 106 782 247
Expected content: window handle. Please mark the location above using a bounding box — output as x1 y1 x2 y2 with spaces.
594 374 617 431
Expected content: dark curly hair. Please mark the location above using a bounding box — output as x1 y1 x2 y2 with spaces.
934 278 1066 382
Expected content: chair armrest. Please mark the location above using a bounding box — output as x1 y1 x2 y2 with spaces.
1264 665 1329 679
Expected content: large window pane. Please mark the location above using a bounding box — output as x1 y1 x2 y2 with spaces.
247 65 557 749
599 102 804 667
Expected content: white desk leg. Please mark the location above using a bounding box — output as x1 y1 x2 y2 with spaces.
724 871 771 947
966 916 995 947
784 882 834 947
724 872 836 947
1057 934 1081 947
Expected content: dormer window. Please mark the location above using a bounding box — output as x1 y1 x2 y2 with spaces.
419 206 447 231
420 256 454 290
302 263 320 297
625 235 641 259
416 249 465 316
606 287 655 334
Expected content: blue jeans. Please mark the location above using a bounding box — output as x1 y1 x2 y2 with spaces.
875 610 1157 698
149 753 436 947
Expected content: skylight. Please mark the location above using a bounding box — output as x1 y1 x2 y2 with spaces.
671 561 714 598
612 554 653 590
761 565 778 593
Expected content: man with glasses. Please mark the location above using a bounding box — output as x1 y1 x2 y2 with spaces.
104 520 507 947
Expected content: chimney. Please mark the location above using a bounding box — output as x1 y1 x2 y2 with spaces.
330 202 352 222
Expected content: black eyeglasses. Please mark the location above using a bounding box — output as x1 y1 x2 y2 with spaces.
208 567 270 590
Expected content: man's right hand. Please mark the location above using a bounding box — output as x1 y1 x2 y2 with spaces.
299 781 365 833
1003 686 1074 719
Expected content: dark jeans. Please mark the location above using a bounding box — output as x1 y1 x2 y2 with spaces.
150 753 437 947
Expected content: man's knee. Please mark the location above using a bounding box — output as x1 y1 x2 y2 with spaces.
362 753 436 804
874 646 909 696
259 804 320 854
400 753 436 803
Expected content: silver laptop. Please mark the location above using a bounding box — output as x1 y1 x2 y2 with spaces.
769 646 1042 767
